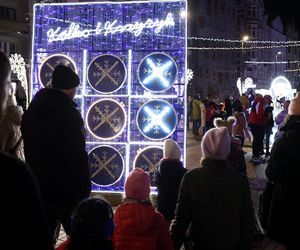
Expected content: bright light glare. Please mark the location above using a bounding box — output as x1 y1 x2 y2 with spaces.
143 106 171 133
180 10 187 18
143 58 173 87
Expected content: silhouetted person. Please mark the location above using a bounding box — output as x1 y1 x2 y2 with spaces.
170 127 255 250
15 79 27 111
0 50 54 249
21 65 91 242
265 91 300 250
156 139 186 224
56 197 114 250
263 95 274 156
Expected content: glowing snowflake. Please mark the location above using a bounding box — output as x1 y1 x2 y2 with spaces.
187 68 194 83
92 104 122 133
9 53 28 104
90 151 119 179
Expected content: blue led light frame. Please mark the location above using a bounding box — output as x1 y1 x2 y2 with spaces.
32 0 187 193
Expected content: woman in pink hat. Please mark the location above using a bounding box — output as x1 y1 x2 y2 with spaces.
170 127 255 250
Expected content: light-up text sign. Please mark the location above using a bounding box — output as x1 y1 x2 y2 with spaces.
47 13 175 42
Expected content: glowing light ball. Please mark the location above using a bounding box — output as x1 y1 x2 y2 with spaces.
270 76 296 99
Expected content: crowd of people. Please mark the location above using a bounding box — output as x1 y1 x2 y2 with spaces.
1 48 299 250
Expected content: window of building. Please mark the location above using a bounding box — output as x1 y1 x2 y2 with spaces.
247 5 257 17
0 6 17 21
3 42 7 53
212 51 216 60
226 6 231 17
9 43 16 55
199 66 204 77
204 50 209 58
247 25 257 38
220 1 225 15
198 16 205 28
206 0 212 15
0 42 16 56
214 0 219 14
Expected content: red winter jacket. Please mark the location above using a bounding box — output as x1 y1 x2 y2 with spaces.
113 201 174 250
248 96 265 126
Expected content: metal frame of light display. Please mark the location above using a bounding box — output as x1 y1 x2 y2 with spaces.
32 0 187 193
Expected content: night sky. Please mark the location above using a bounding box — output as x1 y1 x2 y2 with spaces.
264 0 300 31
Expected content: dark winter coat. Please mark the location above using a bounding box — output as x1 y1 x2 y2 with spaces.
21 88 91 209
156 159 186 220
170 158 255 250
264 105 274 133
226 137 247 175
1 151 54 250
265 115 300 245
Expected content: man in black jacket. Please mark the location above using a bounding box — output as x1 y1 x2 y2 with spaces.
0 51 54 249
21 65 91 242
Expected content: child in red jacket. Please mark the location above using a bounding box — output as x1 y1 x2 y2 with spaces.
113 168 174 250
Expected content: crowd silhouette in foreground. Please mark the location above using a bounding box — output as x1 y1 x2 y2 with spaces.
1 48 299 249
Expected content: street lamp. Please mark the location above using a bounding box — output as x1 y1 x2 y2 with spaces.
240 35 249 94
275 51 282 76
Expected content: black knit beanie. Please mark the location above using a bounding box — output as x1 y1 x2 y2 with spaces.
51 65 80 89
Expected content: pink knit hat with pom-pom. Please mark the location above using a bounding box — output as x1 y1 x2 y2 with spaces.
201 127 231 160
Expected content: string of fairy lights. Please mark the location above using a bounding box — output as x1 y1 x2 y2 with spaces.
187 36 300 44
184 36 300 67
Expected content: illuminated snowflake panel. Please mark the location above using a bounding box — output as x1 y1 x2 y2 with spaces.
137 99 177 140
134 146 163 186
87 54 127 94
38 54 77 87
86 99 126 140
89 145 124 187
138 53 177 93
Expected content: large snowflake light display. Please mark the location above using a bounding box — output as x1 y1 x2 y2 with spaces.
9 53 28 103
138 53 177 93
32 0 187 193
187 68 194 83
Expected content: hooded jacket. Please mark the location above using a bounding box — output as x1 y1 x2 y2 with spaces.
156 159 186 220
21 88 91 208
